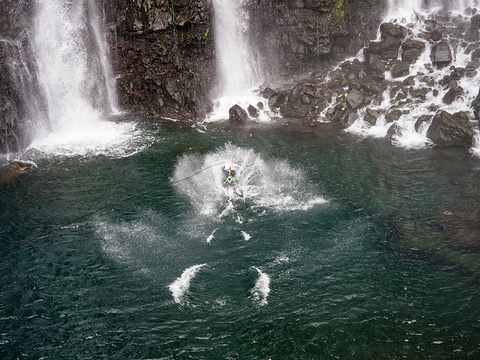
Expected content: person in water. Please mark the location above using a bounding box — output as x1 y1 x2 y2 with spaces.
222 161 237 194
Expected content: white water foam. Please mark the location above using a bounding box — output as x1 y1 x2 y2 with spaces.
169 264 207 305
27 0 140 157
241 231 251 241
346 0 480 153
251 267 270 306
172 143 327 220
206 229 218 243
207 0 271 122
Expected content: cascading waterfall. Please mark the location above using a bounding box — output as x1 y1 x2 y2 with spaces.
207 0 267 121
347 0 480 154
26 0 139 156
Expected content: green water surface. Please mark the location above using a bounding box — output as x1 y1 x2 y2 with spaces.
1 117 480 359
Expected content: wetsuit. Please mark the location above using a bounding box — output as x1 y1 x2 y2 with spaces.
222 168 236 188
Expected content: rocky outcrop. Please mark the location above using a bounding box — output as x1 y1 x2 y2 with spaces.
106 0 215 120
0 0 36 153
426 111 474 148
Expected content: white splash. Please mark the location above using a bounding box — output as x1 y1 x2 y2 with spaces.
169 264 207 305
172 143 327 221
251 267 271 306
206 229 218 243
241 231 251 241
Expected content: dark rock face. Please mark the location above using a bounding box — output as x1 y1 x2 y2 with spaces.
106 0 215 121
473 88 480 121
0 0 36 153
426 111 474 148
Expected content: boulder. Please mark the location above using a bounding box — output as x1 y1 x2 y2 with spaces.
365 35 402 60
364 108 379 125
247 104 259 118
0 161 34 186
268 91 287 109
365 53 387 80
390 61 410 78
346 89 364 109
426 111 474 147
401 39 425 63
473 88 480 120
431 41 453 67
414 115 432 132
261 87 275 99
442 86 464 105
228 105 248 124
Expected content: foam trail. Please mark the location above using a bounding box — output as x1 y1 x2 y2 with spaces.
169 264 207 305
251 267 271 306
207 229 218 243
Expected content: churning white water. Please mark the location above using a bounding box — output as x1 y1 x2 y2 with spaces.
207 0 269 121
28 0 140 157
347 0 480 154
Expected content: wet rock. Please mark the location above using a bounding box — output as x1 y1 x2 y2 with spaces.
390 61 410 78
268 91 287 109
346 89 364 109
0 161 34 186
433 210 480 251
261 87 275 99
414 115 432 132
365 108 379 125
280 103 311 118
385 109 402 123
426 111 474 148
386 122 401 139
473 88 480 121
380 22 408 39
247 105 259 118
365 53 387 80
442 86 464 105
431 41 453 67
429 28 443 42
365 35 402 60
401 39 425 63
229 105 248 124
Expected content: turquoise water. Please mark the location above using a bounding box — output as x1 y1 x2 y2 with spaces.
2 117 480 359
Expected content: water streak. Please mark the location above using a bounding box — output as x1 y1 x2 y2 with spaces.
169 264 207 305
251 267 270 306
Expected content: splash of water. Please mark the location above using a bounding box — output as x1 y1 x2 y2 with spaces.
169 264 207 305
251 266 270 306
172 143 327 220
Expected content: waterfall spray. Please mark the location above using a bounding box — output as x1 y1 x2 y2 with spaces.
25 0 141 157
207 0 267 121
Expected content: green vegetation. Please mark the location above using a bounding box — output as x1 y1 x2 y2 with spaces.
333 0 348 21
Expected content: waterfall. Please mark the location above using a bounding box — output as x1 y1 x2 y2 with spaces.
24 0 136 156
207 0 267 121
347 0 480 153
